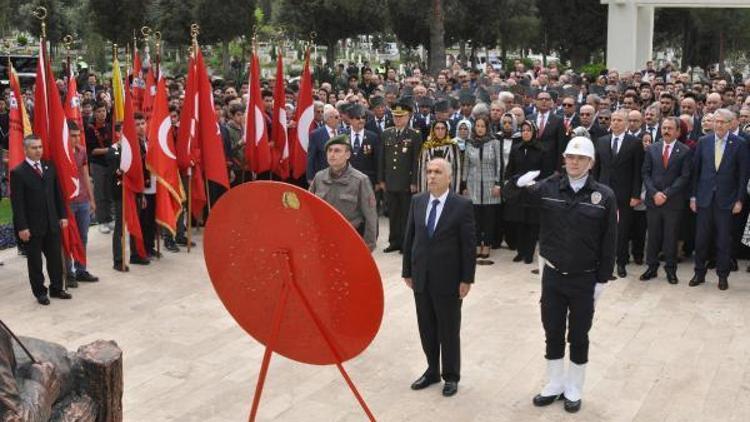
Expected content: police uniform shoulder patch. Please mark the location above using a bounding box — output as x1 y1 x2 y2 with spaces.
591 191 602 205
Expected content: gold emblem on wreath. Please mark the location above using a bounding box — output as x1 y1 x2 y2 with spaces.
282 191 300 210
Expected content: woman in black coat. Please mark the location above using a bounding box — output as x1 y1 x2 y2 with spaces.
503 120 547 265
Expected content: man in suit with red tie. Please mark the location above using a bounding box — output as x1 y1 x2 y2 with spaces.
10 135 72 305
640 117 693 284
689 108 749 290
402 158 476 397
527 91 567 175
593 109 644 278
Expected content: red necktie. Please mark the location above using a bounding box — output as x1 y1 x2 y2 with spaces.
33 162 43 177
538 113 546 139
662 144 670 168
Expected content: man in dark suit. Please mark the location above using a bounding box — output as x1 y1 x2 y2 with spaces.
689 109 749 290
527 91 567 175
579 105 606 140
306 106 341 183
402 157 476 397
364 95 393 135
643 106 662 143
10 134 73 305
640 117 693 284
346 104 380 186
593 109 644 278
559 96 581 138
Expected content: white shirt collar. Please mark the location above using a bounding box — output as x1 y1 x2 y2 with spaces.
350 129 365 139
568 174 588 193
430 189 449 204
25 158 41 168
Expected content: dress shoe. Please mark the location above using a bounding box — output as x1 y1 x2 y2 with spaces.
410 374 441 390
688 274 705 286
36 295 50 305
165 241 180 253
383 245 400 253
730 259 738 272
512 254 524 262
665 270 679 284
633 257 644 265
524 257 534 264
129 256 150 265
564 396 582 413
617 265 627 278
113 263 130 272
76 271 99 282
639 266 658 281
533 393 563 407
442 381 458 397
50 290 72 299
66 276 78 288
531 268 540 274
175 236 195 247
608 275 617 281
148 250 163 259
718 277 729 291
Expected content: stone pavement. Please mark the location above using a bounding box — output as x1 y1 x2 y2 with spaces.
2 218 750 421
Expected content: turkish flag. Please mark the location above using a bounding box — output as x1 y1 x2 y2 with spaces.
244 51 271 174
291 49 315 179
120 79 147 258
132 51 146 113
176 54 207 221
40 43 86 265
64 63 84 132
147 76 185 234
142 66 157 123
195 49 229 190
33 40 50 159
271 53 289 179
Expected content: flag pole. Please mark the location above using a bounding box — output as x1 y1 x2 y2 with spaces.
187 25 200 253
114 43 127 272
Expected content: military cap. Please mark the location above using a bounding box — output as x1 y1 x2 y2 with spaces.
325 134 352 151
392 98 413 116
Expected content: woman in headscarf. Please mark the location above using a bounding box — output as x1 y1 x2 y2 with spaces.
503 120 546 267
416 121 461 192
453 118 472 154
461 115 503 264
493 113 522 250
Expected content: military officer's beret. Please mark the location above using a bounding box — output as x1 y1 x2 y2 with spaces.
325 134 352 151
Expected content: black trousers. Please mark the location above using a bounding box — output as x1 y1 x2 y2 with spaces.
616 204 635 266
695 202 733 278
646 207 682 270
681 207 696 256
24 230 64 298
732 206 750 260
515 223 539 261
474 204 497 246
630 210 647 261
387 190 411 249
493 203 514 248
414 282 462 382
141 194 157 253
112 199 139 264
540 266 595 364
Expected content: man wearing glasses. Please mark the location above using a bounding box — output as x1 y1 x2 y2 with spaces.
559 96 581 136
690 109 749 290
527 92 566 175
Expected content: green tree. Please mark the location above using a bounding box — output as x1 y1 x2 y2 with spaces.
536 0 607 68
157 0 195 48
194 0 256 77
88 0 153 45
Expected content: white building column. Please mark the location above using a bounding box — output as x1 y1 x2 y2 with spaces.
635 5 655 70
605 0 640 72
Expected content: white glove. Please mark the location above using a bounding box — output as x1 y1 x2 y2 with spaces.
516 170 540 187
594 283 606 303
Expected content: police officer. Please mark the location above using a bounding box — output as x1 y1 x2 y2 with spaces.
310 135 378 251
378 99 423 253
516 136 616 413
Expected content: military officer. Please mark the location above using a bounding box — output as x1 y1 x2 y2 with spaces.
310 135 378 251
378 99 423 253
511 136 616 413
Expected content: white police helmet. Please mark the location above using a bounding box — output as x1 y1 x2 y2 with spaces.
563 136 595 160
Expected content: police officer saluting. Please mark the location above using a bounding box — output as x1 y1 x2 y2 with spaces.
310 135 378 251
512 136 616 413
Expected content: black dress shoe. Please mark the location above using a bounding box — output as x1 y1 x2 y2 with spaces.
410 374 441 390
665 270 679 284
718 277 729 290
608 275 617 281
76 271 99 282
165 242 180 253
512 254 524 262
66 276 78 288
175 236 196 247
639 266 658 281
383 245 400 253
533 393 563 407
129 256 150 265
564 396 582 413
37 295 50 305
617 265 627 278
442 381 458 397
148 250 163 259
50 290 72 299
688 274 705 286
114 263 130 272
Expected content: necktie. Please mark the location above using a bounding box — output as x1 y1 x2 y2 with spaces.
715 137 724 170
33 162 42 177
537 113 546 139
378 119 384 131
354 133 361 149
648 126 655 139
662 143 671 168
427 199 440 238
611 136 619 156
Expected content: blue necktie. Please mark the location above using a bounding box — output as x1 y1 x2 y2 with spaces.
354 133 361 150
427 199 440 238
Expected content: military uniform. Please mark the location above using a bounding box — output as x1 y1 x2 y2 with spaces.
310 164 378 251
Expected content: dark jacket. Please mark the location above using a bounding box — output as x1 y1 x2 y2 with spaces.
594 133 644 205
348 128 380 185
692 133 749 210
10 160 66 237
503 140 547 224
377 126 422 192
527 112 567 174
306 125 334 181
402 192 476 295
642 141 692 209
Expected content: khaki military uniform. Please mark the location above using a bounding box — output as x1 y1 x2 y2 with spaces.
310 165 378 251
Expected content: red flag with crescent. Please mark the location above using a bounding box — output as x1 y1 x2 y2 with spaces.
195 49 229 189
120 78 147 258
244 51 271 174
291 49 314 179
271 53 289 179
64 63 84 133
